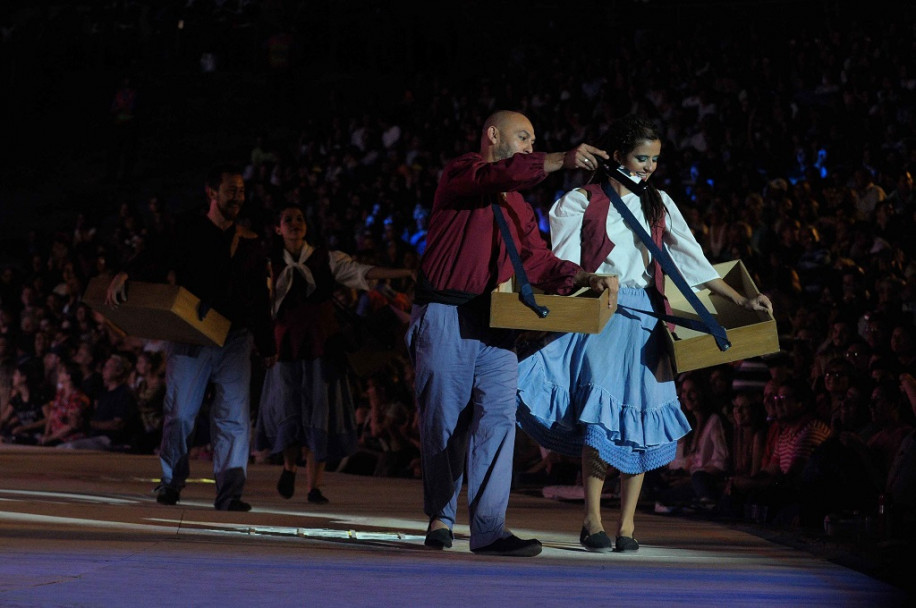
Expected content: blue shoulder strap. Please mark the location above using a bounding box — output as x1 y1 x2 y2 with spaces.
491 200 550 319
600 176 730 352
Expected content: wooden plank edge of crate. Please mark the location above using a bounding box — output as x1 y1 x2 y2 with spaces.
489 286 612 334
82 277 229 347
669 318 780 373
664 259 779 373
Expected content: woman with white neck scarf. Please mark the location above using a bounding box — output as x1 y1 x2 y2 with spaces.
256 203 415 504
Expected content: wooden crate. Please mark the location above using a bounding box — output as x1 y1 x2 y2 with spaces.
489 276 615 334
664 259 779 373
83 277 231 347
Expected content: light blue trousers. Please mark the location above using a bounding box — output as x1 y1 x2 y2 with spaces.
407 303 518 550
159 329 252 509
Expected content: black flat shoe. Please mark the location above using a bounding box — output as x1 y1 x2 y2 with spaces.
424 527 453 549
224 499 252 512
471 535 542 557
277 469 296 499
307 488 329 504
579 527 613 552
155 485 180 505
614 535 639 552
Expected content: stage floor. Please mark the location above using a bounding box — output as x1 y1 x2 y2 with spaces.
0 445 909 607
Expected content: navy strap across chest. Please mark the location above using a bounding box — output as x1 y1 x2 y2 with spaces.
491 197 550 319
600 176 731 352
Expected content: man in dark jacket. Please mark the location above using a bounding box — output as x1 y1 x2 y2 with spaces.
106 163 276 511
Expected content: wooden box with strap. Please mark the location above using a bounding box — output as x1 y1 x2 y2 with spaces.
489 276 615 334
83 276 231 347
664 259 778 373
487 197 615 334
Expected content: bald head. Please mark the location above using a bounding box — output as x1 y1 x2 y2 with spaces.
481 111 535 162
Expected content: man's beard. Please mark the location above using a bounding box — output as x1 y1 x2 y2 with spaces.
494 142 512 162
218 199 241 221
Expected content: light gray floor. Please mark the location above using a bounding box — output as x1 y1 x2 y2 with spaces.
0 445 909 607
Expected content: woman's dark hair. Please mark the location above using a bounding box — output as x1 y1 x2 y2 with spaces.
272 203 308 255
16 361 44 391
274 202 306 227
595 114 666 227
58 360 83 389
733 389 768 429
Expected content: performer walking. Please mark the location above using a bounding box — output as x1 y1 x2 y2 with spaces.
407 110 616 556
107 163 276 511
516 115 772 551
256 202 414 504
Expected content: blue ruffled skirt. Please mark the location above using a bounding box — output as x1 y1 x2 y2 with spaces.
516 287 691 474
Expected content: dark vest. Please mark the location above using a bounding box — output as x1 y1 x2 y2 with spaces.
271 246 340 360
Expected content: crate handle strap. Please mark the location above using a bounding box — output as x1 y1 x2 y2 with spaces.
617 305 726 336
491 200 549 319
601 176 730 352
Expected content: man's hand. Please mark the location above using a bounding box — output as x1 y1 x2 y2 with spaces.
545 144 609 173
105 272 129 307
563 143 609 172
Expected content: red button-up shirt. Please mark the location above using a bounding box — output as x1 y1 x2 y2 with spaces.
419 151 581 299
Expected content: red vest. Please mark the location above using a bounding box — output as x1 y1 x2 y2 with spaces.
579 184 673 328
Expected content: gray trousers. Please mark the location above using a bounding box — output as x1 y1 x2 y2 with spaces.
407 303 518 550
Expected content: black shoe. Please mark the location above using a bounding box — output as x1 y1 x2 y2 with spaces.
277 469 296 499
472 535 542 557
155 485 180 505
424 527 454 549
614 535 639 552
224 499 252 512
579 527 613 552
307 488 329 504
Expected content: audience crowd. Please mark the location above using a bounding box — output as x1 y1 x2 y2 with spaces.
2 0 916 552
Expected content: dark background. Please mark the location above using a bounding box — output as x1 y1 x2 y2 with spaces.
0 0 910 246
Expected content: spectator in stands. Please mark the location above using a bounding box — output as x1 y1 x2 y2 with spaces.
0 361 48 445
729 377 831 523
866 379 915 485
654 372 731 513
813 319 854 383
59 353 140 451
813 356 856 425
133 350 165 454
888 321 916 378
730 389 769 480
72 340 103 403
362 371 420 478
887 372 916 543
799 382 884 529
39 360 90 447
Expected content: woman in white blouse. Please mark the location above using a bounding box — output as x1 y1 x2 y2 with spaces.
516 115 772 552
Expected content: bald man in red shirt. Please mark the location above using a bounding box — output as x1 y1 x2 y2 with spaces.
407 110 615 556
